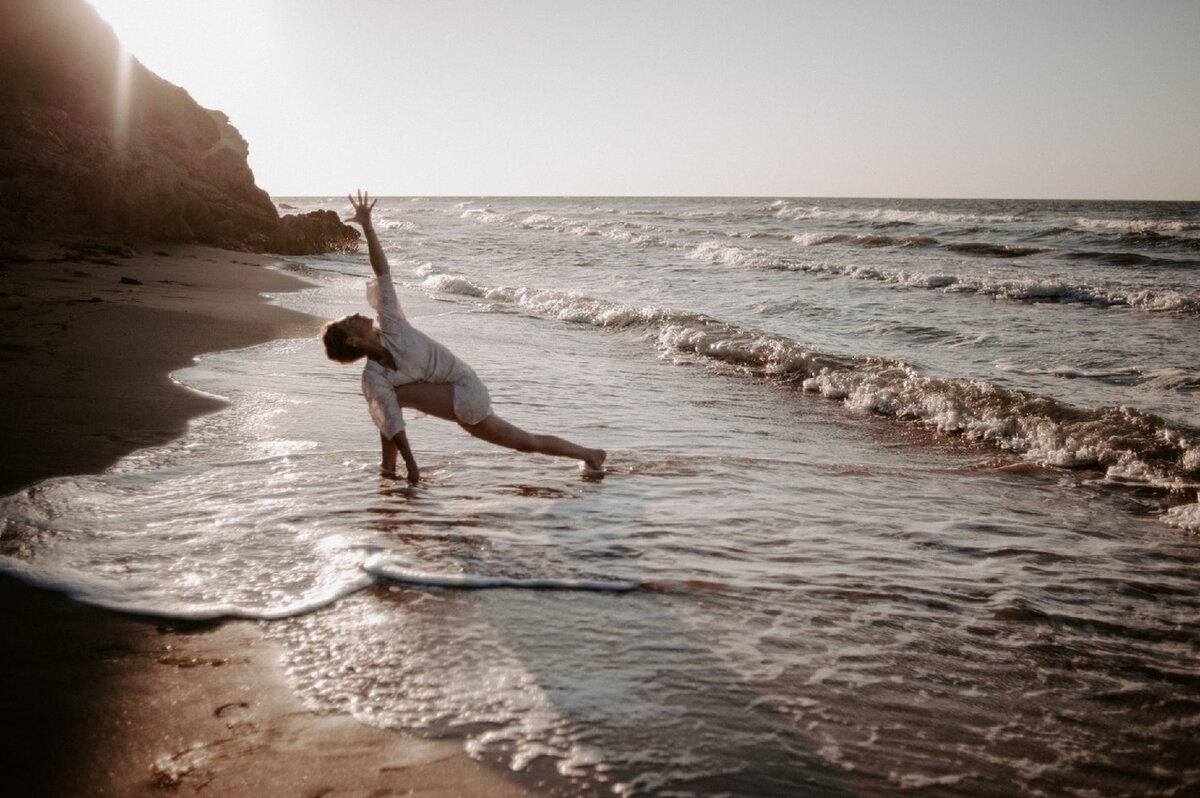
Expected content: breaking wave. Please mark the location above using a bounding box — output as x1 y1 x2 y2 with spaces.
684 242 1200 313
768 200 1029 227
419 269 1200 496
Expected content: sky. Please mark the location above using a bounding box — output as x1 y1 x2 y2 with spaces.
86 0 1200 200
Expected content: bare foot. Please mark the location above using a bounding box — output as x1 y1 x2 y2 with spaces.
582 448 607 472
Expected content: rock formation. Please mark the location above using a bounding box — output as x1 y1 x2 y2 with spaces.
0 0 357 254
268 210 362 256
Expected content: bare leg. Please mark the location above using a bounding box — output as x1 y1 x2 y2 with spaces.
462 414 606 470
391 383 606 470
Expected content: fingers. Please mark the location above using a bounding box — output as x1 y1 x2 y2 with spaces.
347 191 375 220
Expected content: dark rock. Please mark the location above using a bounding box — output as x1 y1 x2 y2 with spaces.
0 0 278 249
119 276 142 285
266 211 360 256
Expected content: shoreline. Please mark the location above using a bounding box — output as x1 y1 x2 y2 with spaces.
0 240 530 796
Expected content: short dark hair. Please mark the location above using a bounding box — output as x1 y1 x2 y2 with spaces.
321 319 365 363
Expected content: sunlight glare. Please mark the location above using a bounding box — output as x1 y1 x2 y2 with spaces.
112 40 133 152
86 0 278 111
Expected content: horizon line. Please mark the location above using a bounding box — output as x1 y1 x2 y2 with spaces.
267 193 1200 203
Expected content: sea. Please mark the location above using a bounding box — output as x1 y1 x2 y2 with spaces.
3 197 1199 796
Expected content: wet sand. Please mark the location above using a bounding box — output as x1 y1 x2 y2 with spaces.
0 240 529 796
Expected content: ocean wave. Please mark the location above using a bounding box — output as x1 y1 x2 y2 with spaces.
0 474 378 621
0 553 374 620
790 233 1046 255
1117 230 1200 253
793 232 942 248
363 553 639 591
769 200 1028 227
688 241 778 269
1029 226 1075 239
994 363 1200 393
727 228 796 241
792 232 852 246
460 207 505 223
420 271 1200 492
1162 499 1200 532
457 200 1198 274
516 211 680 249
422 272 487 297
1074 216 1200 235
663 323 1199 487
1026 225 1200 257
452 203 1198 313
995 363 1143 381
946 243 1054 258
786 228 1194 267
1061 250 1199 269
685 241 1200 313
519 212 600 237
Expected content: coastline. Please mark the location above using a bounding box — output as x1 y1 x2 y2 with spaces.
0 241 529 796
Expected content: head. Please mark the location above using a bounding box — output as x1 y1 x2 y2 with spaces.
321 313 375 363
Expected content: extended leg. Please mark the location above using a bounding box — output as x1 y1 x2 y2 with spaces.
390 383 606 470
461 414 606 470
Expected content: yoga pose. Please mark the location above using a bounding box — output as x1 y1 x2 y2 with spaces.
323 191 606 484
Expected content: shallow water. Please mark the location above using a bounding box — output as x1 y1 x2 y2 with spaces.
3 197 1199 795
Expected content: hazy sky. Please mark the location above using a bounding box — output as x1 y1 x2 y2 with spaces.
88 0 1199 199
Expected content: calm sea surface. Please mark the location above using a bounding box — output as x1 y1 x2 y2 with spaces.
4 197 1199 795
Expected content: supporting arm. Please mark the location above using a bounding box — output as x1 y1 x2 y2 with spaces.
382 430 420 485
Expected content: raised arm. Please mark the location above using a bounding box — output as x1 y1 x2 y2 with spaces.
347 190 389 277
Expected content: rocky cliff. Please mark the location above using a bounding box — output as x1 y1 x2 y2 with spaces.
0 0 355 253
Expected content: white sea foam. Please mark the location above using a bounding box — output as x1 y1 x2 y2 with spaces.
747 251 1200 313
0 496 376 621
421 272 486 297
1163 499 1200 532
363 553 639 591
460 207 505 223
793 232 852 246
516 211 677 248
518 212 599 237
770 200 1027 226
1074 216 1199 235
798 367 1200 486
688 241 779 269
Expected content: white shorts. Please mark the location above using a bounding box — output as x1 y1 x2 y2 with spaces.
452 373 493 426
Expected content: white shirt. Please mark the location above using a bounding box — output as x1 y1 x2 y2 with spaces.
359 275 477 438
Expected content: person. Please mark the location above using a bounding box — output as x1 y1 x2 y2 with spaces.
322 191 606 485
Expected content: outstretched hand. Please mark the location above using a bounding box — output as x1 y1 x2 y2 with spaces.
347 190 377 227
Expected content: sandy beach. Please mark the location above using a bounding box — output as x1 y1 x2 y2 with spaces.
0 240 529 796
